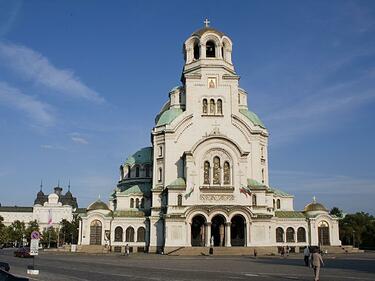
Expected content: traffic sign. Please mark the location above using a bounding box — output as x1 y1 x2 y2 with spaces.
31 231 40 240
30 239 39 256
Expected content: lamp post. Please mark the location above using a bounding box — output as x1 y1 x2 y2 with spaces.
352 230 355 248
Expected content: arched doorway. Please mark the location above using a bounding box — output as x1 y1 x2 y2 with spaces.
231 215 245 246
90 220 102 245
318 221 330 245
191 215 206 246
211 214 226 246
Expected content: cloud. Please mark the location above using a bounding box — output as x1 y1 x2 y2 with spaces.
0 81 55 127
0 41 104 103
0 1 22 37
70 133 89 145
40 144 66 150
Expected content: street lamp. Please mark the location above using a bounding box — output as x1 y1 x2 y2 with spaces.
352 230 355 248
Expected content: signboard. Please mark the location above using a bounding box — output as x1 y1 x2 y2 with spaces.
30 231 40 256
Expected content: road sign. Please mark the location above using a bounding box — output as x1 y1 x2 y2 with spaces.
31 231 40 240
30 239 39 256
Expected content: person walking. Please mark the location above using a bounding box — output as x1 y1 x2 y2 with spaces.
125 244 130 256
303 246 310 266
311 248 324 281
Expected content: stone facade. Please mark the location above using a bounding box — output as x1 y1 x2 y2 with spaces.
78 24 341 253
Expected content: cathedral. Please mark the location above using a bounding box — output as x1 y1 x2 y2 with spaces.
78 23 341 254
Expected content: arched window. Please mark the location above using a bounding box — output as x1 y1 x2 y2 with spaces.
262 169 265 183
213 156 221 185
126 166 131 178
276 227 284 242
145 165 150 178
137 227 146 242
217 99 223 115
273 199 276 209
158 168 162 182
318 221 330 245
130 198 134 208
114 226 123 242
221 47 224 59
193 42 200 60
210 99 215 114
297 227 306 242
286 227 295 242
135 166 140 177
252 194 257 206
206 40 216 57
277 199 281 209
159 146 163 157
177 194 182 206
120 165 124 180
203 161 210 184
238 93 241 104
140 198 144 208
223 161 230 184
136 198 139 208
202 99 208 114
126 227 134 242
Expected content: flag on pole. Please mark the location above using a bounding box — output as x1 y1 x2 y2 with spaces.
47 208 53 228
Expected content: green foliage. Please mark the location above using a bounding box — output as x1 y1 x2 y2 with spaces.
7 220 26 246
0 216 6 244
330 207 343 218
59 214 79 244
41 227 58 247
339 212 375 248
25 220 40 243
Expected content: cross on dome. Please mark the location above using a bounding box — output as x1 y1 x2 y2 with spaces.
204 18 210 27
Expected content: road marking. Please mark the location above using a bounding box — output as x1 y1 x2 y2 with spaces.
244 273 259 276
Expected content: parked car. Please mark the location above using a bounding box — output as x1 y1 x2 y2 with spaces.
0 269 29 280
14 247 31 258
0 262 10 272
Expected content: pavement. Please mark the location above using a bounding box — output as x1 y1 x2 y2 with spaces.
1 248 375 281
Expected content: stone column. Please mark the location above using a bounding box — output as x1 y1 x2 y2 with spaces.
205 222 212 247
187 222 192 246
225 222 231 247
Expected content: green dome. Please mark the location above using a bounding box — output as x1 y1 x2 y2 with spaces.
239 109 266 129
156 108 183 126
124 147 152 166
87 199 110 211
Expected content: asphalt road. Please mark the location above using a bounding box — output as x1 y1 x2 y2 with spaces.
1 248 375 281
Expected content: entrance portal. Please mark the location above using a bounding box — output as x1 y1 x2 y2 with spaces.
90 220 102 245
318 221 330 246
211 215 226 246
231 215 245 246
191 215 206 246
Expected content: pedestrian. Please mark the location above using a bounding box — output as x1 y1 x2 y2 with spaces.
286 245 290 256
311 247 324 281
125 244 130 256
303 246 310 266
280 246 285 257
209 235 214 255
253 249 257 258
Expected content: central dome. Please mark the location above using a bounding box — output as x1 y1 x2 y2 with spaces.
191 27 225 38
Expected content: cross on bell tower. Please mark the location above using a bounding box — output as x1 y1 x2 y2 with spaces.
204 18 210 27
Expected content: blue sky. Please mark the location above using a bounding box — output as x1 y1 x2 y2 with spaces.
0 0 374 214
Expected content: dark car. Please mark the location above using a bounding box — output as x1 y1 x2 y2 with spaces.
0 269 29 280
14 247 31 258
0 262 10 272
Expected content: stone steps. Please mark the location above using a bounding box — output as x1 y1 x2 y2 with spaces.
322 245 364 254
77 245 110 253
166 246 278 256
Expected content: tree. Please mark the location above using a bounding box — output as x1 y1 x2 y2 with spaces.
330 207 343 218
41 227 58 248
7 220 26 246
25 220 40 244
0 216 6 244
339 212 375 248
59 214 79 245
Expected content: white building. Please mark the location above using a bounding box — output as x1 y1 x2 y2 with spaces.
0 185 79 230
79 23 341 254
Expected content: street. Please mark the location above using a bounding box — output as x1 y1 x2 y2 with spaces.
1 249 375 281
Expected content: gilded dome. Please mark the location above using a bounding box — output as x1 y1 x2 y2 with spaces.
87 199 110 212
304 202 328 213
191 27 225 38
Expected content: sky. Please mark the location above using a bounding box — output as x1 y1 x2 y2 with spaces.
0 0 374 214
